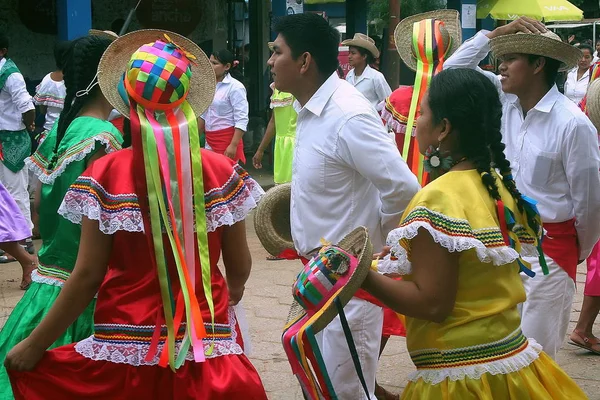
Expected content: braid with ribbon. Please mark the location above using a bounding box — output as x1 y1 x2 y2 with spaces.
124 36 215 371
402 18 453 185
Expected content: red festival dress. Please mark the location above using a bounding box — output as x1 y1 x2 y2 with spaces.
8 149 267 400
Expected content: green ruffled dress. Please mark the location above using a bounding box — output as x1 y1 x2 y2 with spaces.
0 117 123 399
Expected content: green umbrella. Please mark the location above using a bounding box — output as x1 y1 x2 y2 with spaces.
477 0 583 22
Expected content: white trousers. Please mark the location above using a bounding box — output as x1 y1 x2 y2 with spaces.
0 163 33 230
520 255 576 360
316 298 383 400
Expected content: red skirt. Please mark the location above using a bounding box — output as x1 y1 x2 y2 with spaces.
205 127 246 164
8 344 267 400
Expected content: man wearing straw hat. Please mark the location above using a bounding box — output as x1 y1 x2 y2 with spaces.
444 17 600 360
268 13 420 399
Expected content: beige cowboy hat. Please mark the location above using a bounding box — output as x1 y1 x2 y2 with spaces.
342 33 380 59
268 41 275 51
88 29 119 41
586 78 600 131
489 30 582 72
254 183 294 257
97 29 216 117
394 9 462 72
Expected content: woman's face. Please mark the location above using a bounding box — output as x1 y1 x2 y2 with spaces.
210 55 230 80
347 46 367 68
416 91 443 155
579 49 593 70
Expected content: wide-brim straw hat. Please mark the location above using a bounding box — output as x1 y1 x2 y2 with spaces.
284 226 373 333
88 29 119 41
586 78 600 131
342 33 380 58
394 9 461 71
254 183 294 257
489 31 582 72
97 29 215 118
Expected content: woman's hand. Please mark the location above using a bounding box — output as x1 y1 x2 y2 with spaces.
4 338 45 372
228 284 245 306
252 149 264 169
373 246 391 260
224 143 238 160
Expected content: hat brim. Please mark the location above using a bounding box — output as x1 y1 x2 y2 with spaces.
97 29 216 118
586 79 600 130
489 33 582 72
394 9 462 72
254 183 294 257
89 29 119 41
341 39 380 59
284 227 373 334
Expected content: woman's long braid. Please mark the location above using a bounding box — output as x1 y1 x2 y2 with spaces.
49 35 112 167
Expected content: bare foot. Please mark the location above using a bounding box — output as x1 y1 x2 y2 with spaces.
19 257 36 290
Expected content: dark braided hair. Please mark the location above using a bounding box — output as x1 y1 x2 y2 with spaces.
49 35 112 167
427 68 539 232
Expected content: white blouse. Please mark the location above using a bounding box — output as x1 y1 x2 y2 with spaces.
345 65 392 109
564 67 590 105
201 74 249 132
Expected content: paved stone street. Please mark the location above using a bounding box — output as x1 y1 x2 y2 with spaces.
1 171 599 399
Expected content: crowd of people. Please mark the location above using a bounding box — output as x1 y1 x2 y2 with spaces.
0 9 598 400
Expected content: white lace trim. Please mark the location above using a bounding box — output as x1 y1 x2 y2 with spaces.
30 268 66 288
75 307 243 366
385 220 538 276
57 174 264 235
380 107 414 136
408 338 542 384
26 134 120 185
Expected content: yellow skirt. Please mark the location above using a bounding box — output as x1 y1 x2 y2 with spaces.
401 352 588 400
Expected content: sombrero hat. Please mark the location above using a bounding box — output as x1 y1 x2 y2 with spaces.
341 33 380 58
88 29 119 41
97 29 215 118
489 31 582 72
282 226 373 399
394 9 461 71
254 183 294 257
586 78 600 130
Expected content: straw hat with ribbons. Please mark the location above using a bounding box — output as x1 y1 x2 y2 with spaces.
489 30 582 72
342 33 380 59
97 29 217 371
282 227 374 400
585 78 600 131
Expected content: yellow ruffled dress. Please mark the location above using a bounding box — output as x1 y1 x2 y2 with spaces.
380 169 588 400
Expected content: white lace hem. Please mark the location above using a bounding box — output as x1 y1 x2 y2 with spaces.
380 106 414 136
26 134 120 185
75 308 243 366
30 268 66 288
408 339 542 384
385 221 538 275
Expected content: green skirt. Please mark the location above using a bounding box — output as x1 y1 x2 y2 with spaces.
0 282 95 399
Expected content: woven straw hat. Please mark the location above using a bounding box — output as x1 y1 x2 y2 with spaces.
254 183 294 257
97 29 215 117
88 29 119 41
284 226 373 333
586 79 600 131
394 9 461 72
489 31 582 72
342 33 380 59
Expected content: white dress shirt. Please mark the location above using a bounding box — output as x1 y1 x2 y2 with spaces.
201 74 249 132
0 58 35 131
564 66 590 105
291 73 420 255
444 31 600 259
345 65 392 109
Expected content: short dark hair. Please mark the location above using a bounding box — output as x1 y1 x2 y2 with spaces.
273 13 340 77
527 55 561 88
577 43 594 55
0 33 9 50
349 45 375 65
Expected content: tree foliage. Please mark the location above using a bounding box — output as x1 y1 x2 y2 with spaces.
368 0 447 24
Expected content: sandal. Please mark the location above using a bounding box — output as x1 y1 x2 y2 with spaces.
569 331 600 355
266 255 285 261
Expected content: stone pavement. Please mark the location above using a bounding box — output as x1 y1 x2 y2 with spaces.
1 170 599 399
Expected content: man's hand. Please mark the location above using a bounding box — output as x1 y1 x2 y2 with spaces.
487 17 547 39
22 109 35 133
